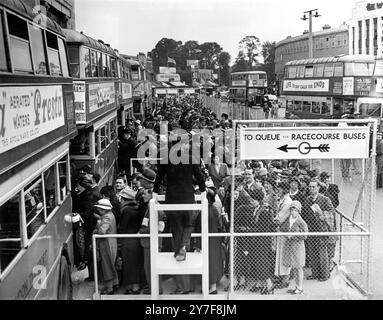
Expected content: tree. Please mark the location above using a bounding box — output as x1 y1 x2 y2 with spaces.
238 35 261 70
260 41 276 91
232 51 249 73
149 38 181 73
198 42 223 69
217 51 231 86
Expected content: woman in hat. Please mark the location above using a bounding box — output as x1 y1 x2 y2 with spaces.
248 189 275 295
93 199 119 295
118 187 144 294
273 181 292 288
281 201 308 295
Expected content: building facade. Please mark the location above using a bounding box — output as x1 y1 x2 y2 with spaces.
275 24 349 89
24 0 75 29
349 1 383 56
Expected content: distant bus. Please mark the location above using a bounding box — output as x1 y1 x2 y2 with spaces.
281 55 380 122
0 0 75 299
64 28 120 187
229 71 268 106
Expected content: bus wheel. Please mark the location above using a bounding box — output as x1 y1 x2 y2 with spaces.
58 256 73 300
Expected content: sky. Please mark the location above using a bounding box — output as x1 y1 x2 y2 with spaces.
75 0 360 64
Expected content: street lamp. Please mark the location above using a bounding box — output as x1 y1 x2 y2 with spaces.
301 9 321 58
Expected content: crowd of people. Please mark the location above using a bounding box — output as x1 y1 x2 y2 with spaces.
69 95 365 297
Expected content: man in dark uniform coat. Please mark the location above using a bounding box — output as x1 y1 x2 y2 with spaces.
153 155 206 260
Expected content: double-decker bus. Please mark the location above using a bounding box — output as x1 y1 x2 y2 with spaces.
362 55 383 130
0 0 75 299
229 71 268 106
64 29 120 187
281 55 378 120
115 52 133 127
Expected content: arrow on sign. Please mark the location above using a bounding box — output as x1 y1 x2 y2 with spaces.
278 143 331 154
310 144 330 152
277 145 298 153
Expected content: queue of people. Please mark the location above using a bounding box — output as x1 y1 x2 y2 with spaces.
70 95 346 296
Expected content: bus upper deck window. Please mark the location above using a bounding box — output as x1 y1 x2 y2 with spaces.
314 64 324 77
46 31 62 76
0 194 22 274
28 25 47 75
91 50 98 77
68 45 80 78
324 63 334 77
58 38 69 77
7 13 33 72
0 12 8 71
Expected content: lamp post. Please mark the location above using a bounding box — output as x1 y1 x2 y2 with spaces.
301 9 321 59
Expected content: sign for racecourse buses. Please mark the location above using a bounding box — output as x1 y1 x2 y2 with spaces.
89 82 116 114
0 85 65 154
73 81 86 124
283 79 329 93
239 126 370 160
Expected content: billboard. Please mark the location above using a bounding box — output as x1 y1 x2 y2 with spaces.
187 60 199 67
159 67 177 74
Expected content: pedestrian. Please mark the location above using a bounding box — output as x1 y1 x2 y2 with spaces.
281 201 308 295
138 188 166 295
302 179 336 282
93 199 119 295
376 133 383 188
273 181 292 288
118 187 144 294
247 189 275 295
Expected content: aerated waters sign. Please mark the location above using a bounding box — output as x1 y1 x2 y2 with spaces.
239 126 370 160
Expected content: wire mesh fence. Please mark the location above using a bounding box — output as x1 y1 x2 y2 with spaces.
226 118 377 299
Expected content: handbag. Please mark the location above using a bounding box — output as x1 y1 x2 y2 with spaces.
71 266 89 284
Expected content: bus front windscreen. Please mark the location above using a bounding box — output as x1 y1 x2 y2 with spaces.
359 103 382 117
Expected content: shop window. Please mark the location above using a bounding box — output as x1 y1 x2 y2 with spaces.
28 24 47 75
24 178 45 239
58 38 69 77
68 45 79 78
58 156 70 202
46 31 61 76
0 12 8 71
70 128 91 156
44 165 57 217
7 13 32 72
0 194 22 274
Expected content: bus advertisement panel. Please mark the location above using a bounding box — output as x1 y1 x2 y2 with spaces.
0 85 65 154
73 81 86 125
